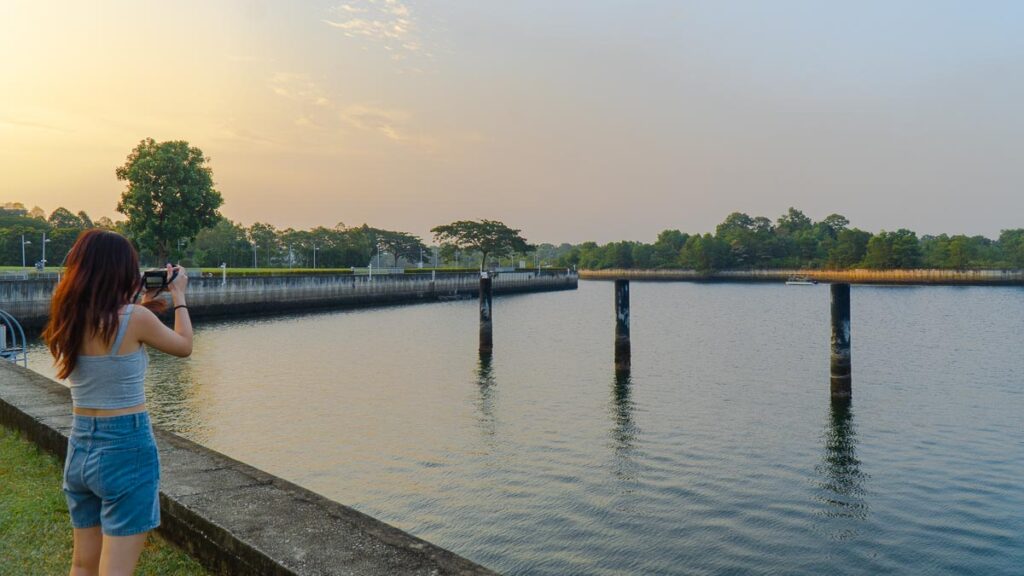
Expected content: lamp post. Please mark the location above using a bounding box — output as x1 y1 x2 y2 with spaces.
252 242 257 268
41 232 51 268
312 243 318 269
21 236 31 270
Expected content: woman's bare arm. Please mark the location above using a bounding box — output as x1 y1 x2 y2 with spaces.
137 265 192 357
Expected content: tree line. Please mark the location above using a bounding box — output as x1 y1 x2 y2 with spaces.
554 208 1024 271
6 137 1023 272
0 204 524 270
2 139 532 270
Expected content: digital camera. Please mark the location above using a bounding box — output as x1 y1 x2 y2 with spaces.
142 267 179 291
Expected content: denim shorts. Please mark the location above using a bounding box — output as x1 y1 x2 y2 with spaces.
62 411 161 536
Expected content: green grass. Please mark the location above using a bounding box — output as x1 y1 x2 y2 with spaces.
0 425 209 576
0 266 60 272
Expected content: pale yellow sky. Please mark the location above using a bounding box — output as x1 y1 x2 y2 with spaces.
3 1 1023 242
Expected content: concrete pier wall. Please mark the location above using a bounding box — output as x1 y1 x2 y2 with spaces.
0 361 498 575
580 268 1024 285
0 270 578 330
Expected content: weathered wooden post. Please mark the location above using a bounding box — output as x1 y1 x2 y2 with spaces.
479 272 493 353
615 279 630 371
830 283 851 398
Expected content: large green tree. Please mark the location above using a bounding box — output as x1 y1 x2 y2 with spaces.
47 207 87 229
999 229 1024 268
193 218 250 267
247 222 279 267
827 229 872 269
372 229 427 267
115 138 223 262
652 229 688 267
431 219 530 270
863 229 921 269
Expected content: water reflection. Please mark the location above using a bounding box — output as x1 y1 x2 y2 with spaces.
813 397 869 539
475 352 497 442
610 369 640 483
146 353 208 440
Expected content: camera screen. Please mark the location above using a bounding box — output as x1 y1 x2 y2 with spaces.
143 273 165 289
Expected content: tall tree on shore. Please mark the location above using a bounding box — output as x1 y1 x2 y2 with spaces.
431 219 530 270
248 222 279 267
827 229 872 269
373 229 427 267
48 207 87 229
116 138 223 262
999 229 1024 268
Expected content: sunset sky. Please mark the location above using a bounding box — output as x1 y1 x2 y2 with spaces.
2 1 1022 243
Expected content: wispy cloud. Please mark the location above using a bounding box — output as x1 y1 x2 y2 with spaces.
323 0 432 64
269 73 332 107
0 118 72 133
339 105 411 142
215 125 279 147
268 72 432 149
337 3 368 14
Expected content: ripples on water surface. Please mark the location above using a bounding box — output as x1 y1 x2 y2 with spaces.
28 282 1024 575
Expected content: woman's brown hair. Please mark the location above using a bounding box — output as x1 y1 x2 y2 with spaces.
42 229 163 378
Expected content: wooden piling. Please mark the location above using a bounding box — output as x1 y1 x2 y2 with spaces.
614 279 630 371
830 282 851 398
479 274 493 353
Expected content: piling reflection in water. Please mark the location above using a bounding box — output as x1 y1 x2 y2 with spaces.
610 369 640 484
813 398 869 539
475 352 497 442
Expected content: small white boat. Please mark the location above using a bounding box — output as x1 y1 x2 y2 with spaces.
785 275 818 285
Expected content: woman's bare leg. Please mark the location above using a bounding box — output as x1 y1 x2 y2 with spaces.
98 532 148 576
70 526 102 576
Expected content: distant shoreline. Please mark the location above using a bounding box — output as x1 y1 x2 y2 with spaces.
579 268 1024 286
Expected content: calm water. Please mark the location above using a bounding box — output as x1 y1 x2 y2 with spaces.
27 282 1024 575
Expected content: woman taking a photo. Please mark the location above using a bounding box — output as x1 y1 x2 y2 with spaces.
43 229 192 575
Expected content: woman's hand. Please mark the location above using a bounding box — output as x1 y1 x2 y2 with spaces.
167 263 188 295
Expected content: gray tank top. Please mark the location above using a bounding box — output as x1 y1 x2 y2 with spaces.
69 304 149 409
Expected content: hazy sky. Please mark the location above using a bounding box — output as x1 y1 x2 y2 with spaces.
2 1 1022 243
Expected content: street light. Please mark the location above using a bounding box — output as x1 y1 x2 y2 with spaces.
312 242 318 269
21 236 31 270
41 232 51 269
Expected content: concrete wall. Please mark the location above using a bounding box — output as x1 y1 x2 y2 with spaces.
580 268 1024 285
0 270 578 330
0 360 499 575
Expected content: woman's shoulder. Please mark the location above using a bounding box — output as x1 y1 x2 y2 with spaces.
128 303 158 319
125 303 162 329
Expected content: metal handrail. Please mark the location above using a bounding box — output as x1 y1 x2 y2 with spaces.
0 309 28 367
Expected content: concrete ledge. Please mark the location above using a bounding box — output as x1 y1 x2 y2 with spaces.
2 271 578 330
0 361 498 575
580 268 1024 285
